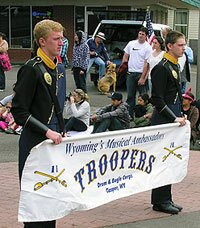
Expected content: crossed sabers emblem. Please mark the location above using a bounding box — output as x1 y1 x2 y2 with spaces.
162 146 182 162
34 168 67 191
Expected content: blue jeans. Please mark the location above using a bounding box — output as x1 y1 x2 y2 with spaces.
87 57 106 79
126 72 147 117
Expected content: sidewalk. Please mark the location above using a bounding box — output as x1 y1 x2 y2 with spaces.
0 150 199 228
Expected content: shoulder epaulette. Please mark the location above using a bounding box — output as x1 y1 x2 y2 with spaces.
162 58 168 66
26 56 43 67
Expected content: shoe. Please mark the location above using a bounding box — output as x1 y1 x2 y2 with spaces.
0 89 4 92
153 203 179 214
5 128 15 134
171 202 183 212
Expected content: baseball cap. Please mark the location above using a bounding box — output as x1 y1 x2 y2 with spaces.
108 92 123 101
182 87 195 102
182 92 194 102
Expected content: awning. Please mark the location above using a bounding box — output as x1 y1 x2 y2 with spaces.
181 0 200 8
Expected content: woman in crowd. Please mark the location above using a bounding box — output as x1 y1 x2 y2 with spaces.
130 93 153 128
71 30 89 93
182 89 199 145
0 32 9 91
64 89 90 132
147 36 165 94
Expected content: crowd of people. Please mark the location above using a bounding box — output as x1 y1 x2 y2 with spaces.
0 18 200 227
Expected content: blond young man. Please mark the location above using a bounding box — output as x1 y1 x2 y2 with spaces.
11 19 66 228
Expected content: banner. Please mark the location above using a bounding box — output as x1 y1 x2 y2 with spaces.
18 122 191 222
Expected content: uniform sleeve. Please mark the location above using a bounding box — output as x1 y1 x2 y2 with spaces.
11 64 49 134
11 65 38 126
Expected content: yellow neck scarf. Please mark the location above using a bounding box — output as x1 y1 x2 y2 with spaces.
163 52 178 65
37 48 58 69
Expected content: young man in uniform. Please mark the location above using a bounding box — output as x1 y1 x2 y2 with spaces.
151 30 186 214
11 19 66 228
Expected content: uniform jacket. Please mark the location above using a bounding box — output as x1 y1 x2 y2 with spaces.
12 49 66 135
151 52 182 123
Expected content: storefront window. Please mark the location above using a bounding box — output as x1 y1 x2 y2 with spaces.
32 6 53 30
0 6 9 44
11 6 31 48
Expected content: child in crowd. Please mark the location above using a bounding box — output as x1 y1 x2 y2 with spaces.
0 102 19 134
182 89 199 145
130 94 153 128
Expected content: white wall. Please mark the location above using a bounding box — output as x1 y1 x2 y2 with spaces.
188 10 199 40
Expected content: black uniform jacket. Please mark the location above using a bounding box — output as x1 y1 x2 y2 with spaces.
151 52 182 123
11 56 63 135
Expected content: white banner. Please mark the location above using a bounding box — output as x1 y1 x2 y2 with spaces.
18 122 191 222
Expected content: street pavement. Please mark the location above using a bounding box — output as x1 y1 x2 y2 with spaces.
0 66 199 228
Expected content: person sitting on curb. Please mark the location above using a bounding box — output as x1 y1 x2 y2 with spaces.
63 89 90 133
182 89 199 145
130 93 153 128
91 92 130 133
0 102 19 134
87 32 111 79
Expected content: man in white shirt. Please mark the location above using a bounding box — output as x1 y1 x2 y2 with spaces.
122 27 152 117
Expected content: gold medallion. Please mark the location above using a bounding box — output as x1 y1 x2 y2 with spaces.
44 73 52 85
172 70 178 79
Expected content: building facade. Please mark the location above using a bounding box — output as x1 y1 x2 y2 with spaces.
0 1 199 64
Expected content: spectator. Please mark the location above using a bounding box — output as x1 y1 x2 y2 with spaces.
161 26 172 40
60 27 69 69
91 92 130 133
64 89 90 132
11 19 66 228
151 30 186 215
122 27 152 117
87 32 111 79
182 89 199 145
0 32 9 91
147 36 165 94
179 40 194 94
130 94 153 128
71 30 89 93
0 102 19 134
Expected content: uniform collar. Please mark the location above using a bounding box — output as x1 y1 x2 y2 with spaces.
163 52 178 65
37 48 58 69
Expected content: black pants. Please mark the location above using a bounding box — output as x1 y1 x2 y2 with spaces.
151 102 181 205
151 185 172 205
0 65 5 90
65 117 87 132
24 220 56 228
73 67 87 93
